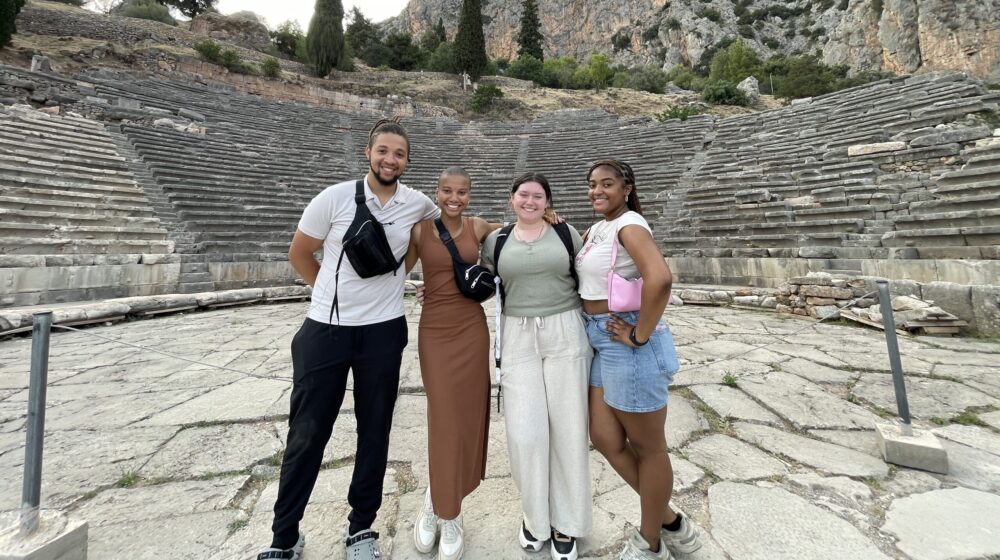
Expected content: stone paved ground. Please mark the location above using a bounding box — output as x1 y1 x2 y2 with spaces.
1 300 999 559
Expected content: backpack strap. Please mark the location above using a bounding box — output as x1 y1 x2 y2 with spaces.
492 224 515 309
552 222 579 292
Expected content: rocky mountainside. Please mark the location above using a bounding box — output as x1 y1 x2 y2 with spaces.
384 0 1000 81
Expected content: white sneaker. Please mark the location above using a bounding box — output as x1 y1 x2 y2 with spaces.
662 514 702 554
413 487 439 554
619 528 672 560
518 520 547 552
438 516 464 560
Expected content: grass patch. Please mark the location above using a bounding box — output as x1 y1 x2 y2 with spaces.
115 471 140 488
930 416 949 426
722 372 738 387
951 411 987 427
267 450 283 467
80 489 99 501
227 518 249 534
864 477 883 491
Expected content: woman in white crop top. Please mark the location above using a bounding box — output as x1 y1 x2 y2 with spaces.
576 159 702 559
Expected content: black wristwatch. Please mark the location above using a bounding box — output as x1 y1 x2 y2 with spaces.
629 326 649 346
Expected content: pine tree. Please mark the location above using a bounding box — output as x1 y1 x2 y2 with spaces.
157 0 215 18
453 0 487 81
306 0 346 77
433 17 446 42
517 0 543 61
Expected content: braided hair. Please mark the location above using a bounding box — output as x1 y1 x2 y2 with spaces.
367 116 411 162
587 159 643 215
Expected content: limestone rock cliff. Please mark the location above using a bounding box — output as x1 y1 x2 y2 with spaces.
383 0 1000 80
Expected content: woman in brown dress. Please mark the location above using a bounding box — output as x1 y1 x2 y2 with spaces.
405 167 493 560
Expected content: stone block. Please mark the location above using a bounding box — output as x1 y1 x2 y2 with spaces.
875 422 948 474
910 126 992 147
798 246 837 259
733 295 760 306
847 141 906 156
0 511 87 560
799 285 853 299
177 108 207 122
808 305 840 319
970 285 1000 336
919 282 974 327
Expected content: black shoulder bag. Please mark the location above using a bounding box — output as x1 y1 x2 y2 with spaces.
434 218 496 302
329 180 403 323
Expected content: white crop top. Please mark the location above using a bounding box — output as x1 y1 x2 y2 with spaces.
576 211 652 300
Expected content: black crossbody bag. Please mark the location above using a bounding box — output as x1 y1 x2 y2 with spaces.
434 218 496 302
329 180 404 323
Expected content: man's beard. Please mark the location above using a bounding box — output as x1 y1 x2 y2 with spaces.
370 163 402 187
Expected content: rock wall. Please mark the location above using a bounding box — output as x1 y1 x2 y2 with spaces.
384 0 1000 81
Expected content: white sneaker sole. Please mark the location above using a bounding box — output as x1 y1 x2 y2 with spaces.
414 521 438 554
438 540 464 560
519 526 546 552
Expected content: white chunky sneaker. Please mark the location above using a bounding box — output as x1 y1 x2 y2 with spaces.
438 516 464 560
619 528 672 560
518 520 547 552
661 514 702 554
550 529 578 560
414 487 439 554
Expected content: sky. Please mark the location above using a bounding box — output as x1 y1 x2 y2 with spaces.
213 0 409 29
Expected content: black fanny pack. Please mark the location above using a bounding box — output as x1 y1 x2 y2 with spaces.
435 218 496 303
343 180 402 278
329 180 404 323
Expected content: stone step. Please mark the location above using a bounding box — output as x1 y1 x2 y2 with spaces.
177 281 216 293
881 226 1000 247
0 193 155 217
0 140 130 171
908 194 1000 214
0 170 145 197
932 179 1000 198
892 208 1000 230
0 185 154 208
936 165 1000 186
0 208 162 227
0 236 173 255
0 222 169 241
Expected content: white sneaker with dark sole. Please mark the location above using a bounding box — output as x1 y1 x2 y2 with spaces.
257 533 304 560
550 529 578 560
518 520 547 552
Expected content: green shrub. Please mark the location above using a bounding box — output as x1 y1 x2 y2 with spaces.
470 84 503 112
50 0 85 5
709 38 761 84
872 0 883 15
666 18 681 30
611 29 631 52
702 79 748 105
612 65 669 93
262 57 281 78
763 37 781 49
540 55 578 88
221 48 240 68
194 40 222 63
426 41 457 73
738 24 754 38
839 0 849 8
642 24 660 42
507 54 543 83
654 105 702 121
271 20 305 60
666 64 705 91
697 8 722 22
121 0 176 25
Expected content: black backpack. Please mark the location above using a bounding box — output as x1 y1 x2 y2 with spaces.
492 222 578 310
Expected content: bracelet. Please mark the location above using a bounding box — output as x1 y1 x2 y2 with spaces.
629 326 649 346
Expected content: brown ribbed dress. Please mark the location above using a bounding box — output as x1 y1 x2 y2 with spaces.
416 217 491 519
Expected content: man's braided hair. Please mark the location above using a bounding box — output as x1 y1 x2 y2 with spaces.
367 116 411 162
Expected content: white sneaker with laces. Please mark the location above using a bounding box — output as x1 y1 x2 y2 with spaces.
414 487 439 554
438 516 464 560
619 528 672 560
661 514 702 554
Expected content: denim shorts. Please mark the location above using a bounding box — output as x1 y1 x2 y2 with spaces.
582 310 680 413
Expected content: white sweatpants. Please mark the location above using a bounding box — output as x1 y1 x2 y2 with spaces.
500 308 593 538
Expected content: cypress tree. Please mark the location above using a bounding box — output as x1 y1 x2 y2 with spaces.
306 0 345 77
434 17 446 42
517 0 543 61
454 0 487 81
1 0 26 48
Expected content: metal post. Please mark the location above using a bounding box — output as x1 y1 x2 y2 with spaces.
876 281 912 435
20 311 52 537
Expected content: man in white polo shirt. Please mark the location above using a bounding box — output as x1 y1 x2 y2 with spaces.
258 119 439 560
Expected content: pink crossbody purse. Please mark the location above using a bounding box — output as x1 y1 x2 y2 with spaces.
607 232 643 312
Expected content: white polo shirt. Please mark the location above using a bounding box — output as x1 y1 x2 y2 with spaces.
298 177 439 325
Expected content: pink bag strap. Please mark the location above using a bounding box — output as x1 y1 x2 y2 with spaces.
609 226 619 270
